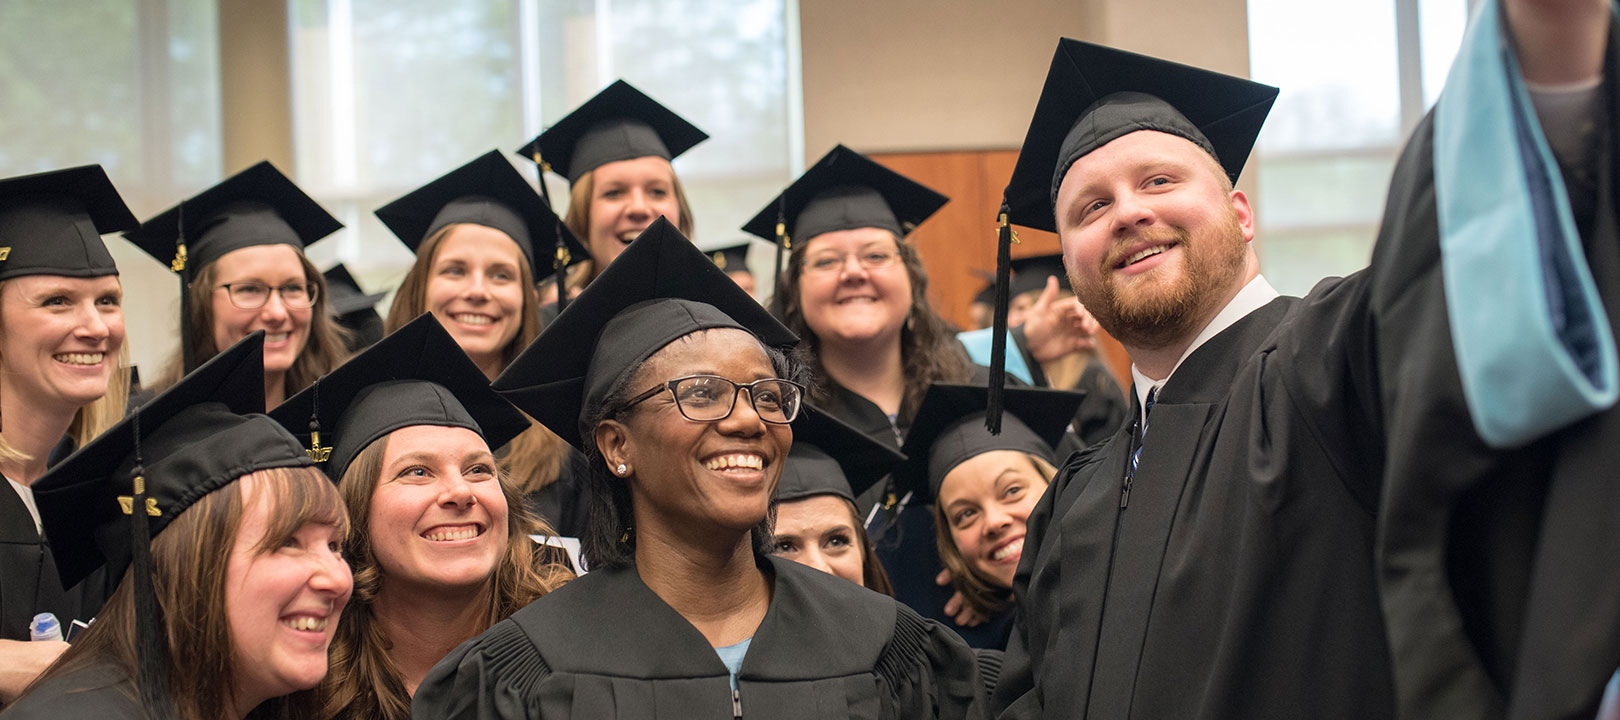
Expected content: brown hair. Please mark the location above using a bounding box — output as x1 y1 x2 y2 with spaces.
18 466 347 720
933 453 1056 617
384 224 570 494
770 233 972 421
319 431 572 720
161 250 352 402
557 163 697 295
840 496 894 596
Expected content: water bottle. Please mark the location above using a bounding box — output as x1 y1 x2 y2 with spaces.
29 612 62 642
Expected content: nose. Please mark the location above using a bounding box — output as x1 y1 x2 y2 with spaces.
837 253 870 283
464 270 491 301
439 476 478 509
624 188 653 220
717 387 767 437
260 290 290 323
800 546 835 577
308 545 353 597
1110 190 1155 236
74 300 111 341
981 505 1014 541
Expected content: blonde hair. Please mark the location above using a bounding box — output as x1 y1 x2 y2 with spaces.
934 453 1058 616
160 250 353 403
319 433 572 720
383 223 570 494
19 466 347 720
0 279 133 463
558 163 696 294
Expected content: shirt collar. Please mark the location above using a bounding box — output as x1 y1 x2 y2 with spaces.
1130 274 1280 410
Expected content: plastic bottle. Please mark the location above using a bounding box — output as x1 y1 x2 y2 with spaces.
29 612 62 642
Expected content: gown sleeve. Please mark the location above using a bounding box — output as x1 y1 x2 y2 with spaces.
875 603 990 720
411 619 548 720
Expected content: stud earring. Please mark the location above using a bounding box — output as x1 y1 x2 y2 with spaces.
616 464 628 476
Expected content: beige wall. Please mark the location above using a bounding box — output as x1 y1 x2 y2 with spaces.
798 0 1252 158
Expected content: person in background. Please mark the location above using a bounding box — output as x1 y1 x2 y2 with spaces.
519 80 707 306
0 165 137 704
322 264 386 353
707 241 760 301
270 314 571 719
770 404 901 595
1005 253 1128 447
374 150 589 536
126 161 351 409
413 219 986 719
8 333 351 719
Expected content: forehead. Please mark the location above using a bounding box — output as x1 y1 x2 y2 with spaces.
380 424 491 462
775 494 857 531
938 449 1039 502
435 224 524 264
1059 129 1223 194
593 155 676 185
212 243 305 279
640 327 772 378
802 226 898 253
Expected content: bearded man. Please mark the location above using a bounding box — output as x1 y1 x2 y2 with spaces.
992 0 1615 718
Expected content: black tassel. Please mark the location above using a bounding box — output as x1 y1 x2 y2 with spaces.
772 197 788 293
531 151 570 314
128 414 177 719
175 202 195 374
986 199 1014 435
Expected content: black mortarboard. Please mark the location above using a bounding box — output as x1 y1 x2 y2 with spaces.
897 384 1082 502
985 40 1276 433
0 165 136 281
741 144 948 247
374 150 584 279
776 404 907 505
270 313 532 483
323 263 386 352
34 332 306 589
707 242 755 275
494 216 797 450
516 80 709 184
1009 253 1072 297
125 161 342 275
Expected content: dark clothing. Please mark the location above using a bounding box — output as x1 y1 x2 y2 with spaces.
1372 36 1620 720
1 480 109 642
1012 328 1129 448
412 555 988 719
995 286 1396 719
0 661 141 718
522 449 590 540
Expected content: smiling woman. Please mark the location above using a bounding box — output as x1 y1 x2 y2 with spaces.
267 314 571 720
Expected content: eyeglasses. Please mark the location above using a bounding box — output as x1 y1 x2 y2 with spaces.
619 374 805 424
802 248 901 276
215 282 320 310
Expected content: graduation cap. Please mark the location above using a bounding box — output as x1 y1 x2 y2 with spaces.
323 263 387 352
493 216 797 450
0 164 137 281
776 404 907 505
1009 253 1071 297
896 384 1082 502
32 331 307 719
516 79 709 184
374 150 585 284
124 161 343 372
269 313 532 482
707 242 755 275
984 40 1277 432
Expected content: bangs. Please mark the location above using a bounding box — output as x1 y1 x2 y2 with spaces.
242 466 349 553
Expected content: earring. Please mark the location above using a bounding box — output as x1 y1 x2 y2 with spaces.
616 464 628 476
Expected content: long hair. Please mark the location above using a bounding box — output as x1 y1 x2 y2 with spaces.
933 453 1056 616
578 337 806 571
384 224 569 494
770 233 971 422
18 467 347 720
558 164 697 295
0 279 134 463
839 496 894 596
161 251 352 403
320 431 572 720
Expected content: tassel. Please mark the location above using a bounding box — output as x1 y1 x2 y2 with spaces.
532 150 570 314
772 197 788 291
176 202 196 374
986 199 1014 434
127 415 177 719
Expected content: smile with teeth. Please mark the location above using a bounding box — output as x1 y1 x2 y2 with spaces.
452 313 495 327
617 230 641 244
53 352 104 366
991 537 1024 562
264 332 291 343
704 453 764 472
281 615 328 632
1118 243 1174 269
423 525 483 542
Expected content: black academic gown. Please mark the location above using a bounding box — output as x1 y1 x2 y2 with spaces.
0 480 109 642
995 285 1396 719
1371 33 1620 720
411 555 987 719
0 662 141 718
522 449 591 540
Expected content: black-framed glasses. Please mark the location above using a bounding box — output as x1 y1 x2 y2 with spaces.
619 374 804 424
215 282 319 310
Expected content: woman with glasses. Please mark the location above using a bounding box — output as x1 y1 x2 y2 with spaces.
126 162 351 409
411 220 986 719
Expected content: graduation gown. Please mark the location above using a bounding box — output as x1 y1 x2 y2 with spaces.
1370 27 1620 720
994 283 1396 719
0 661 141 718
0 479 108 642
412 555 987 719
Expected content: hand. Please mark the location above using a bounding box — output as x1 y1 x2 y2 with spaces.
937 568 988 627
1020 276 1100 364
0 639 69 703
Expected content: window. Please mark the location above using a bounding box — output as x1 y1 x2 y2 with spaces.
289 0 800 293
1247 0 1469 296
